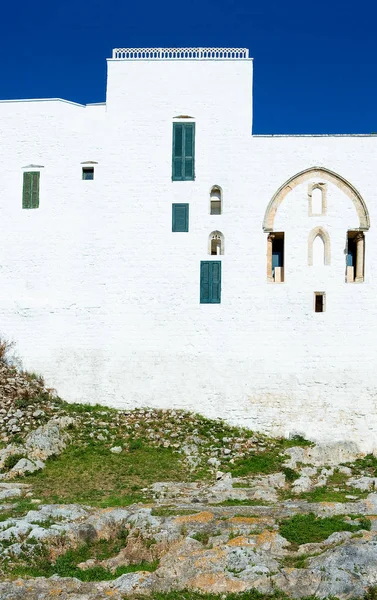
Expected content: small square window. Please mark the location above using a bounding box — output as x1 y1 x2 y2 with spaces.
82 167 94 180
314 292 325 313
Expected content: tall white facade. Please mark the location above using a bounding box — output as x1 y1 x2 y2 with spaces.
0 48 376 450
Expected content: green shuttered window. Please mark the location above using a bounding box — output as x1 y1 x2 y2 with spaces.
172 203 189 232
172 123 195 181
22 171 40 209
200 261 221 304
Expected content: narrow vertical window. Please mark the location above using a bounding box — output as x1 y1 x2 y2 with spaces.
314 292 325 312
267 233 284 282
22 171 40 209
172 123 195 181
172 203 189 232
346 231 365 282
200 261 221 304
309 183 326 216
82 167 94 180
311 187 323 214
210 186 222 214
209 231 224 255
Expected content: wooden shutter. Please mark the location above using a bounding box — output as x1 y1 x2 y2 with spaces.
22 171 40 209
200 261 221 304
172 122 195 181
210 261 221 303
22 172 32 208
183 123 195 180
172 203 189 232
31 172 40 208
172 123 184 180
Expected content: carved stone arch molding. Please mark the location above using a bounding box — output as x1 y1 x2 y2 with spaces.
308 227 331 266
263 167 370 232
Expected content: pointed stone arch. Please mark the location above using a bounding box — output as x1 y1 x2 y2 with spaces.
208 230 224 255
263 167 370 232
308 227 331 266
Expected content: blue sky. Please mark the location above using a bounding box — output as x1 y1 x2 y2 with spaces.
0 0 376 134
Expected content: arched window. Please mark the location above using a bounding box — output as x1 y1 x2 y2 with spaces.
210 186 222 215
209 231 224 255
312 234 325 266
308 227 331 266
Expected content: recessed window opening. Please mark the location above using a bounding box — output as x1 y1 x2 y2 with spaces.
346 231 365 283
268 232 284 282
82 167 94 180
312 186 323 214
210 186 222 215
314 292 325 313
209 231 224 255
313 234 325 266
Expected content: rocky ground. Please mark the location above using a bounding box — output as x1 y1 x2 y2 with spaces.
1 361 377 598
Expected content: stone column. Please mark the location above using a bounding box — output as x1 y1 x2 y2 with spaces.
355 233 365 282
267 234 275 282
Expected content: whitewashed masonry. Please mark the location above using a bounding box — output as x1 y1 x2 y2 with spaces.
0 47 376 450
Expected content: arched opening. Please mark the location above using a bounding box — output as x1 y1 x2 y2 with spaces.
210 186 222 215
263 167 370 232
312 234 325 266
308 227 331 266
209 231 224 255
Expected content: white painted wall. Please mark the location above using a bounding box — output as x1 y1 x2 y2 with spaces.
0 53 376 450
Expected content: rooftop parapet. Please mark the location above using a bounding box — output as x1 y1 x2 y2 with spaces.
111 47 249 60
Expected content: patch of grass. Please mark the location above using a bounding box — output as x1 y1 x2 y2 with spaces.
296 486 367 503
14 440 194 507
281 550 323 569
3 453 25 471
5 530 160 582
282 467 299 483
212 499 267 507
351 454 377 476
132 590 291 600
230 451 283 477
191 531 210 545
0 499 36 522
151 508 200 517
11 556 159 582
230 436 312 478
279 513 371 547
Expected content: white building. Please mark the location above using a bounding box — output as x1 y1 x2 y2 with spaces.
0 47 376 450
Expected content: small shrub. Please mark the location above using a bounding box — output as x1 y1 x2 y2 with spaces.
282 467 299 483
3 454 24 471
0 337 15 364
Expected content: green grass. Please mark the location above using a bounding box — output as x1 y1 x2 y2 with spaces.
3 453 25 471
295 486 367 503
151 508 200 517
6 530 159 582
190 531 211 545
132 591 291 600
15 440 194 507
350 454 377 476
230 437 311 478
281 551 324 569
211 499 267 507
0 499 37 522
279 513 371 547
